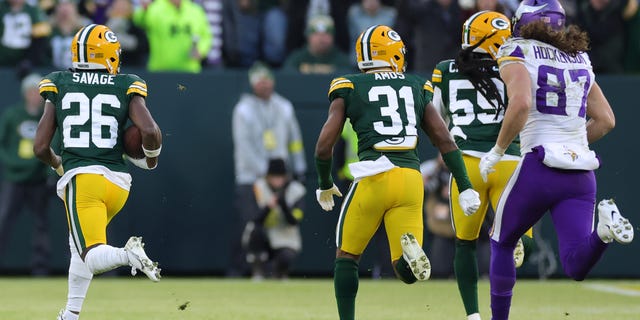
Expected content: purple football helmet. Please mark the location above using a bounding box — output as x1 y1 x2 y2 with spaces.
512 0 566 37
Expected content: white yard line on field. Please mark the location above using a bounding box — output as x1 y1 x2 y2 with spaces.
585 283 640 297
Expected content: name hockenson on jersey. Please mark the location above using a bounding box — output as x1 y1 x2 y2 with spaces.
432 59 519 157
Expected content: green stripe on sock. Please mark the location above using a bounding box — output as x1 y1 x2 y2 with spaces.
334 258 359 320
455 239 479 316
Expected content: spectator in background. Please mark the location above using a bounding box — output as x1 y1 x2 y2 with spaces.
133 0 212 73
460 0 509 20
395 0 463 73
242 158 305 280
575 0 638 74
78 0 113 24
229 61 307 277
106 0 149 68
283 14 351 74
285 0 355 62
47 0 88 70
421 155 456 278
347 0 396 67
224 0 287 68
0 0 51 68
194 0 223 68
0 73 53 276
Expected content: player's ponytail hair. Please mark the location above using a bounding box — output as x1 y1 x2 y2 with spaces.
455 37 505 120
519 21 590 55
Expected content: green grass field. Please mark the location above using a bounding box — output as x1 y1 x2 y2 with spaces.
0 277 638 320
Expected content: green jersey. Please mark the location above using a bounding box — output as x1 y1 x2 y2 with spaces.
39 71 148 173
431 59 519 156
328 72 434 171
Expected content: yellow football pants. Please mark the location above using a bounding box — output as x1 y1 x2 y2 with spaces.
63 174 129 254
337 167 423 262
450 155 533 240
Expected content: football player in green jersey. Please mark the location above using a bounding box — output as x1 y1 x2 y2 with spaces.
314 24 481 320
33 24 162 320
430 11 534 320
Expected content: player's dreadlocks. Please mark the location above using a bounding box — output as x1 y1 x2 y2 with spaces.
454 34 505 120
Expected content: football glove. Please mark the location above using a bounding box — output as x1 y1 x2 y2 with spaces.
125 155 157 170
479 146 505 182
52 155 64 176
459 188 481 216
315 184 342 211
52 164 64 177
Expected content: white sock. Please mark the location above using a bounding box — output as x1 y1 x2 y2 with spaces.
84 244 129 274
66 235 93 316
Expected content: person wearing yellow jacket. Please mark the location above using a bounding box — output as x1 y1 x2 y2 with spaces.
133 0 212 73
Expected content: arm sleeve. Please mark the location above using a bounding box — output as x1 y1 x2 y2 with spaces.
441 149 473 192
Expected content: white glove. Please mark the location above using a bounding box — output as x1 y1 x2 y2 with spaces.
479 146 505 182
52 164 64 177
52 155 64 176
459 188 481 216
315 184 343 211
125 155 157 170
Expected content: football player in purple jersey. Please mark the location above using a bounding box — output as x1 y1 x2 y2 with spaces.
478 0 635 318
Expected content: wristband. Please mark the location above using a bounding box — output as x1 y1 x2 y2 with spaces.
492 145 506 155
315 156 334 190
142 144 162 158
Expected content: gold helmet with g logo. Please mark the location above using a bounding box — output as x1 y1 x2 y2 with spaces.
71 24 121 74
462 11 511 59
355 25 406 73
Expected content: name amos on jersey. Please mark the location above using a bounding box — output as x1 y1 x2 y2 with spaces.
72 72 115 85
374 72 405 80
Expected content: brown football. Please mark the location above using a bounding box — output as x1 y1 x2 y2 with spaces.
123 125 144 159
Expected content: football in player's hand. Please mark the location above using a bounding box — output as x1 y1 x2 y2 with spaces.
124 125 144 159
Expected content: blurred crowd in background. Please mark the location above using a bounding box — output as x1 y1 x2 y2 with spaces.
1 0 640 77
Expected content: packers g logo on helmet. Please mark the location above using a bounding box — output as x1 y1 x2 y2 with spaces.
462 11 512 59
71 24 121 74
356 25 406 73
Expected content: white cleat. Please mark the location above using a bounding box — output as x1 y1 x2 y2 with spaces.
467 313 482 320
56 309 64 320
400 233 431 281
125 236 161 282
513 238 525 268
597 199 634 244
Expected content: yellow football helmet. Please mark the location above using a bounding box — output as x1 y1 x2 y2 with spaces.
71 24 121 74
461 11 511 59
355 25 406 72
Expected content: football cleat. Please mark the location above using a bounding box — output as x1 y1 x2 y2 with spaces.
597 199 634 244
400 233 431 281
125 236 161 282
513 237 525 268
56 309 64 320
467 313 482 320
